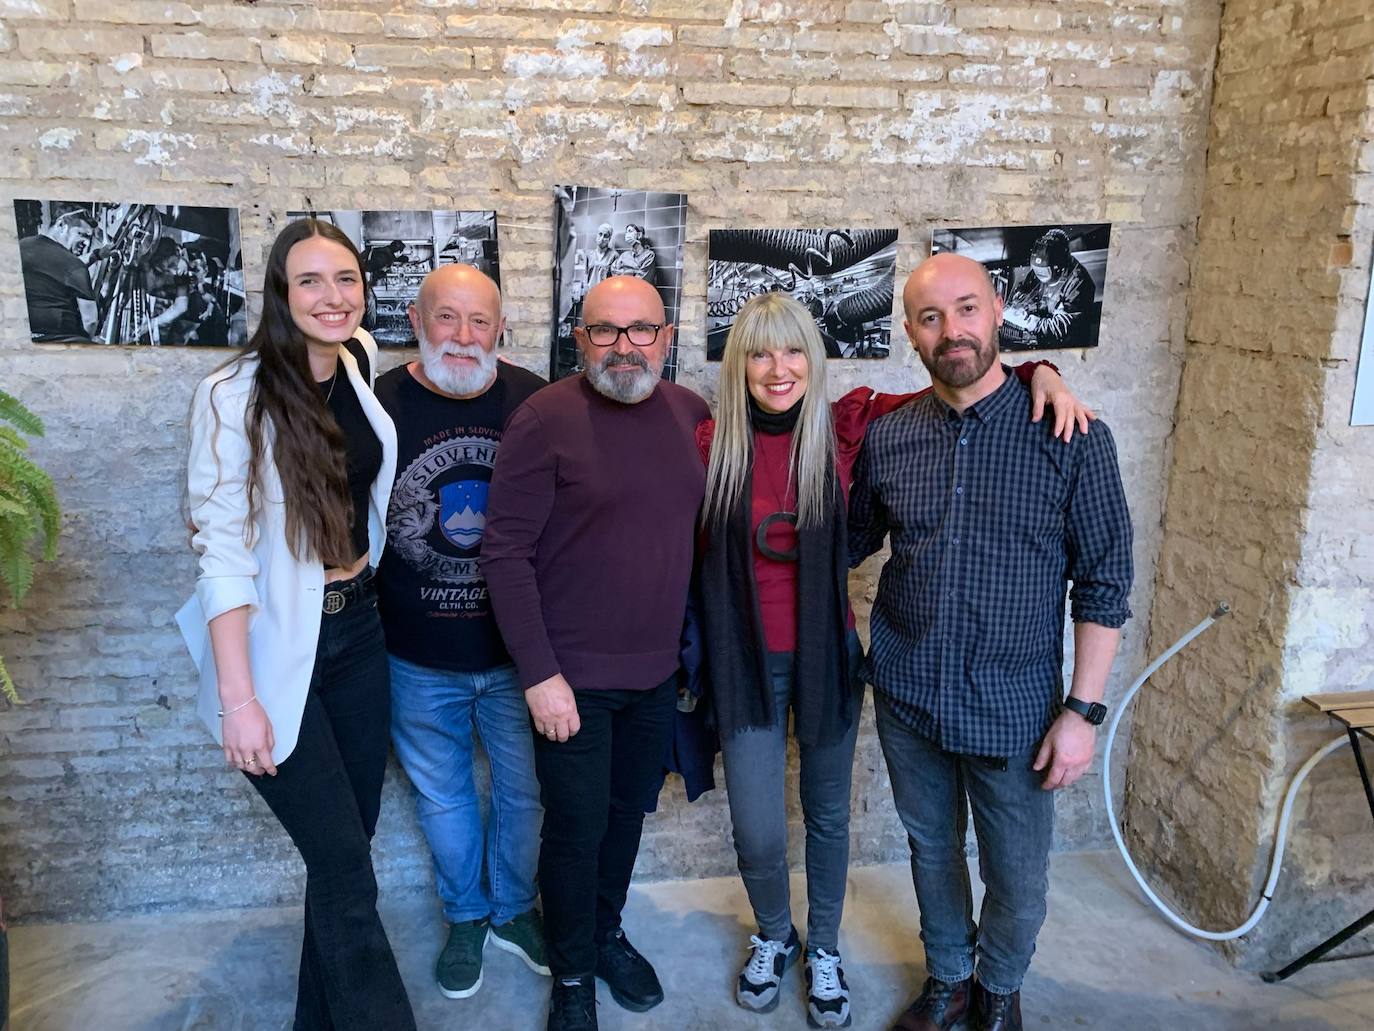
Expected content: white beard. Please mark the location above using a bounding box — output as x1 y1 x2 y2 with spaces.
418 330 497 396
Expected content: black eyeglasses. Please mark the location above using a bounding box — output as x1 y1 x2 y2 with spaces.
582 323 663 348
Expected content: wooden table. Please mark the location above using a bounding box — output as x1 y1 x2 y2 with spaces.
1262 690 1374 982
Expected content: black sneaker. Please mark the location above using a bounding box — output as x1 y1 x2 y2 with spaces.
805 946 852 1028
547 975 598 1031
736 926 801 1011
594 929 664 1012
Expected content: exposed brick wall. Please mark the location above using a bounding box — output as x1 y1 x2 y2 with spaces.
1123 0 1374 968
0 0 1219 920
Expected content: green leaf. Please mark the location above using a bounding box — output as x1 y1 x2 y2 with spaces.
0 545 34 606
0 424 30 455
1 655 17 704
0 390 44 438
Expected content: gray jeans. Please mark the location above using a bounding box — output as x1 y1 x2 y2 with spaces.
720 635 863 950
874 690 1055 994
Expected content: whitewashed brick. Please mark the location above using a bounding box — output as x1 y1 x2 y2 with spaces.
72 0 199 23
150 33 259 63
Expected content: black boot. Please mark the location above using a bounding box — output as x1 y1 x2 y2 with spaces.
891 976 972 1031
972 980 1021 1031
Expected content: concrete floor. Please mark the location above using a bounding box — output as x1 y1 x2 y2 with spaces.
7 851 1372 1030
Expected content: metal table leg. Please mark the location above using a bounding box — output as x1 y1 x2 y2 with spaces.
1261 728 1374 983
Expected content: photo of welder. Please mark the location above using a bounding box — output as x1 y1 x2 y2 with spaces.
706 228 899 361
550 185 687 382
288 208 501 347
932 223 1111 351
13 200 247 346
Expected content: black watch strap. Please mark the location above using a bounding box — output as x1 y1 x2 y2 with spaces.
1062 695 1107 726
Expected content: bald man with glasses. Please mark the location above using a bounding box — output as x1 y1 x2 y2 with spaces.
482 276 708 1031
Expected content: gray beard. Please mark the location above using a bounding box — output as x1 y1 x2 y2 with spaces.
585 350 662 404
418 333 497 396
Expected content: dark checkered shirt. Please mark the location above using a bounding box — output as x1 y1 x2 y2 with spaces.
849 369 1133 757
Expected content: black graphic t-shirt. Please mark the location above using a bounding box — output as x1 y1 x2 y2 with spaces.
374 361 546 672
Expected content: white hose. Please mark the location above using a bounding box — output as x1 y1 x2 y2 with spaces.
1103 603 1351 941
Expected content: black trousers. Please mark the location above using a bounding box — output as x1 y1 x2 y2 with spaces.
247 580 416 1031
532 674 677 976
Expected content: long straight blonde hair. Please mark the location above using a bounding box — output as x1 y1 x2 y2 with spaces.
704 291 835 531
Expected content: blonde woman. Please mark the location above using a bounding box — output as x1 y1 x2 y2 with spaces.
695 292 1087 1029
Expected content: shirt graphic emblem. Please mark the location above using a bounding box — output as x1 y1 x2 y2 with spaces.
387 432 498 586
440 480 488 550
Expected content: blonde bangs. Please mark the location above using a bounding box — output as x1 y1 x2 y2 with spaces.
704 292 836 532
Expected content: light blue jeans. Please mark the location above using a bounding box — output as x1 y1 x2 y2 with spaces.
389 656 542 925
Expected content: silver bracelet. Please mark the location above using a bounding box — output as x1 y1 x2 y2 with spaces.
218 695 259 718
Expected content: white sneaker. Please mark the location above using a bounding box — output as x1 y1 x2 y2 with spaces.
805 946 851 1028
735 926 801 1012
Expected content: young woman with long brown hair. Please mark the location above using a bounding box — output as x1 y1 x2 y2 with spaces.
180 218 413 1029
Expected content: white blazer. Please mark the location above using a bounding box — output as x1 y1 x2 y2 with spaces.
176 331 397 764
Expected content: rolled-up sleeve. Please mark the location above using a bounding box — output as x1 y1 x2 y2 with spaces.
1065 421 1133 628
481 403 560 689
187 376 260 623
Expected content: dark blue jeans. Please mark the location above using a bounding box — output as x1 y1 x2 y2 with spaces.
719 633 863 950
532 674 677 977
248 579 416 1031
874 691 1054 995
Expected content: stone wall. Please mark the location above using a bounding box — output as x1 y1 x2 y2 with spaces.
0 0 1219 921
1123 0 1374 969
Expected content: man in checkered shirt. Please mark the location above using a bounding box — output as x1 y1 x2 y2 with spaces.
849 253 1133 1031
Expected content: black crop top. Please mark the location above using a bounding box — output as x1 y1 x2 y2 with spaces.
319 341 382 566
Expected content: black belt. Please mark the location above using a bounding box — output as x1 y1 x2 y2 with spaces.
323 567 374 616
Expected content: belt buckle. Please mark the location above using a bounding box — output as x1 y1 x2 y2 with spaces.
323 590 346 615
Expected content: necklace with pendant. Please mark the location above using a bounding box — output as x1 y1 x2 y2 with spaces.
754 438 799 563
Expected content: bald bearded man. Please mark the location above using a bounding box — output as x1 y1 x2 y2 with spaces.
374 264 551 1003
850 254 1133 1031
482 276 709 1031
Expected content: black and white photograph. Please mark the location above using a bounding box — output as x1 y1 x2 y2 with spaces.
932 223 1112 351
550 185 687 382
13 199 247 347
706 228 899 361
287 209 501 348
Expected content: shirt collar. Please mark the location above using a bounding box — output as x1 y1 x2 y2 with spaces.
929 365 1020 426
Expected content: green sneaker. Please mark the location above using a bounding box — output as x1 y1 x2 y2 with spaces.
436 918 488 999
489 907 551 976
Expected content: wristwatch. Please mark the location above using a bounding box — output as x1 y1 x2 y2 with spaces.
1062 695 1107 726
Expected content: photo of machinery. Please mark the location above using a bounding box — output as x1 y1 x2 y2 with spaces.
706 227 899 361
13 199 247 347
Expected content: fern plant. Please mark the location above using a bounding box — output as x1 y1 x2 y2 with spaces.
0 389 60 703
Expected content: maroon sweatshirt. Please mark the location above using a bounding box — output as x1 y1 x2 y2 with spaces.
481 374 710 692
